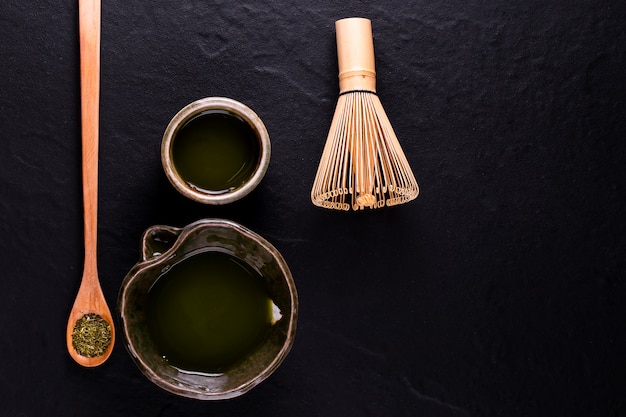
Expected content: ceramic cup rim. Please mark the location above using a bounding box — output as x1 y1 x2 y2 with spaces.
118 218 298 400
161 97 271 205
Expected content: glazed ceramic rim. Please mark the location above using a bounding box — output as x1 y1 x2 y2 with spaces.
161 97 271 205
118 218 298 400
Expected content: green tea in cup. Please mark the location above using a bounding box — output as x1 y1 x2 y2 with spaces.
118 219 298 400
162 97 271 205
171 110 260 195
145 249 275 373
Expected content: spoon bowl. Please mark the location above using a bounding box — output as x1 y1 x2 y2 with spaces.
66 275 115 366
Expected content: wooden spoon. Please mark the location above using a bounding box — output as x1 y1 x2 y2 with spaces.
66 0 115 367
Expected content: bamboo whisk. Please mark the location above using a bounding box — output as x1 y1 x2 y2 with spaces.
311 17 419 210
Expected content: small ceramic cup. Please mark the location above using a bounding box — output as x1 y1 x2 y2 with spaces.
118 219 298 400
161 97 271 204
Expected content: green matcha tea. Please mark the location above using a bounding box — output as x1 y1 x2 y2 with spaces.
146 249 273 373
171 110 260 194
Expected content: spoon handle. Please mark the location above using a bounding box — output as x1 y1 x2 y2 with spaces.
79 0 100 274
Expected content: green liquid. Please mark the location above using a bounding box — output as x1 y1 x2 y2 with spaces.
171 110 260 194
146 250 272 373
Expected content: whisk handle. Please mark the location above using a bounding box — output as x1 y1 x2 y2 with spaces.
336 17 377 93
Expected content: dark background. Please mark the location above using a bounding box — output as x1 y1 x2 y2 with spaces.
1 0 625 416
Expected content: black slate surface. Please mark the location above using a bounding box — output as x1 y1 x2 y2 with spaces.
1 1 625 416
